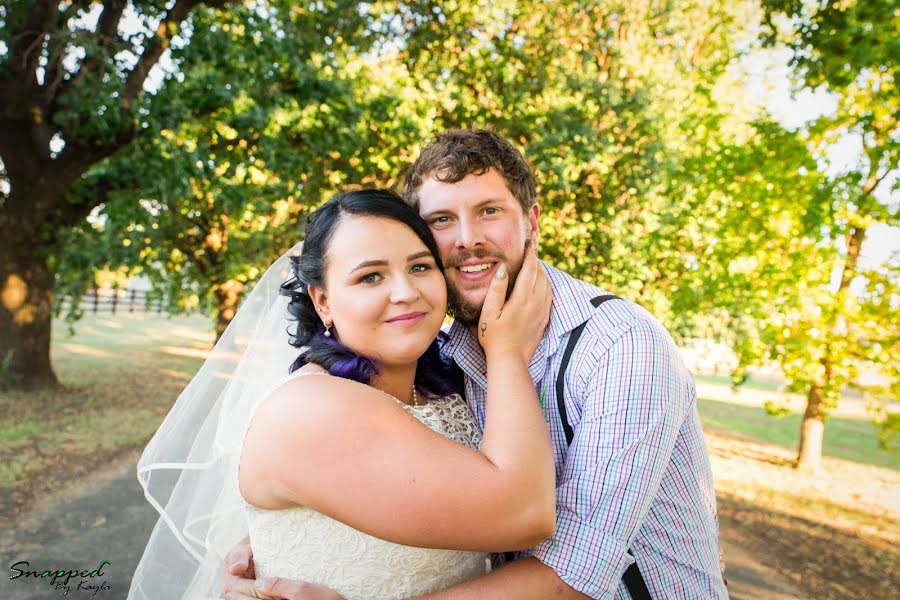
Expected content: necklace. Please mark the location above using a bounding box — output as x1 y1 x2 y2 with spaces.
410 385 426 407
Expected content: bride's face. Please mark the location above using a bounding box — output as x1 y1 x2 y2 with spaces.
310 214 447 367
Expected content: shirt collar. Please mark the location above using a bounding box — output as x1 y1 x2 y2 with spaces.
443 262 606 390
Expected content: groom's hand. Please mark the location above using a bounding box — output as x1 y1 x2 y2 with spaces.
223 537 268 599
224 575 343 600
255 578 345 600
221 537 345 600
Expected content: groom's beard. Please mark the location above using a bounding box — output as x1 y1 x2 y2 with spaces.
445 249 522 328
446 283 485 328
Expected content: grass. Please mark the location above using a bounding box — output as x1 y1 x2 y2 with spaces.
697 396 899 471
694 373 783 392
0 312 213 524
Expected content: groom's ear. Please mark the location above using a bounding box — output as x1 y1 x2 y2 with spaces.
307 285 331 323
527 203 540 246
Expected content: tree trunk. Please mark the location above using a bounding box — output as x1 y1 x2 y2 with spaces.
213 279 245 344
795 222 868 469
796 379 827 471
1 0 226 387
0 232 58 389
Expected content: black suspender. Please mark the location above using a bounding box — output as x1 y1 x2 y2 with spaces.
556 294 652 600
623 550 653 600
556 294 618 445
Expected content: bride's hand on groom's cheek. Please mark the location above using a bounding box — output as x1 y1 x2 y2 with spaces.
478 241 551 363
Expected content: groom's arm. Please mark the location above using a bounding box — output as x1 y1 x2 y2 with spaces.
410 557 589 599
226 557 587 600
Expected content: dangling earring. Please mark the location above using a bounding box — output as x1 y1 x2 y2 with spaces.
324 322 332 337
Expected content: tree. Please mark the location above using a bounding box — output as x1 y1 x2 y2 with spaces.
0 0 374 385
59 0 732 342
54 1 381 342
96 0 784 351
757 0 899 470
0 0 232 387
385 0 762 324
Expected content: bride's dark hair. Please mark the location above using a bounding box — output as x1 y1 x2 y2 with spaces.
282 188 462 396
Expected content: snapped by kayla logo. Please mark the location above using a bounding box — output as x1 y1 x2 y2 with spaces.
9 560 111 597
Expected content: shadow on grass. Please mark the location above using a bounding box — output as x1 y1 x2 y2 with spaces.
719 493 899 600
698 397 899 471
710 439 900 538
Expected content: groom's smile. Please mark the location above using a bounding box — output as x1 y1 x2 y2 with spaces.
445 251 503 285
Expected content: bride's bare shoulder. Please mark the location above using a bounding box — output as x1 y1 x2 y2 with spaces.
260 367 392 421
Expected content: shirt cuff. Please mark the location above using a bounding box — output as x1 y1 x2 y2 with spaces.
525 509 634 599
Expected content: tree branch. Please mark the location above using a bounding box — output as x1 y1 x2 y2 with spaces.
863 169 891 197
1 0 59 116
54 1 231 173
861 151 891 197
41 30 73 105
52 0 129 112
838 226 867 292
53 121 144 183
54 180 113 230
97 0 128 54
121 0 230 106
35 2 92 106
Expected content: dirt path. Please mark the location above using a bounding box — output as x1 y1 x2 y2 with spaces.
2 456 800 600
2 454 155 600
719 523 802 600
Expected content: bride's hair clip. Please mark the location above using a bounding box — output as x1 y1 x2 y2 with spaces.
279 254 307 299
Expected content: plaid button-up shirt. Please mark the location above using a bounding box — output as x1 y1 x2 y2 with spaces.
443 263 728 599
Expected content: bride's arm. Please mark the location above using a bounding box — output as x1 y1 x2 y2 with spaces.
240 252 554 553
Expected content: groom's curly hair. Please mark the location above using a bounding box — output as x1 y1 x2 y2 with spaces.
403 128 538 213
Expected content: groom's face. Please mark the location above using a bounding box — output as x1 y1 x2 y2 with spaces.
417 169 539 326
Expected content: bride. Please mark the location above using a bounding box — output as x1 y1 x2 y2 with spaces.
128 189 553 599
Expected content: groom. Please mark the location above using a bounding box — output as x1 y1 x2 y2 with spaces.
224 129 728 599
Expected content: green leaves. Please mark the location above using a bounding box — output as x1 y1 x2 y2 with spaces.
7 1 894 444
53 1 387 330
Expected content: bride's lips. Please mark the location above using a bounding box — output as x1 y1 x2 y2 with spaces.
385 311 427 325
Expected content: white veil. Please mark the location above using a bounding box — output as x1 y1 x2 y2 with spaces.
128 243 303 600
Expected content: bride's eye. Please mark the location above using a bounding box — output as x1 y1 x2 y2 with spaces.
410 263 432 274
360 272 382 284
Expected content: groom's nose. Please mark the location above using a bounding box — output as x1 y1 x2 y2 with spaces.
455 217 486 249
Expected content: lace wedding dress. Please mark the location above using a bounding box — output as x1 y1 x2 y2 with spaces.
240 373 488 599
